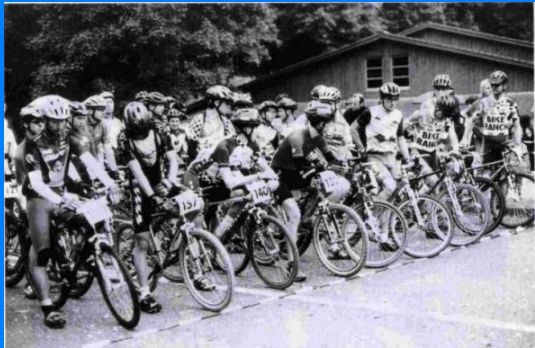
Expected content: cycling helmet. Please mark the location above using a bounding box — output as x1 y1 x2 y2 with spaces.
145 91 167 105
432 74 452 89
258 100 278 113
205 85 233 102
230 108 261 127
435 94 457 117
232 92 253 108
135 91 148 102
100 91 114 100
83 95 107 110
69 101 89 117
379 82 401 100
489 70 508 85
305 100 335 127
124 102 152 137
310 85 327 100
277 97 298 111
20 104 44 121
167 108 187 120
42 95 71 120
318 87 342 102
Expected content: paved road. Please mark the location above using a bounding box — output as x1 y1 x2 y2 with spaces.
6 226 535 348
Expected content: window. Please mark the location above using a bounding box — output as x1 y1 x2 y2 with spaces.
366 57 383 89
392 56 409 88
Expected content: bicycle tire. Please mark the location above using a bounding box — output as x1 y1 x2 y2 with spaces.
351 200 408 268
437 183 490 246
179 229 235 312
152 216 184 283
473 176 506 233
312 203 367 277
267 205 311 256
212 214 250 276
94 243 140 330
498 172 535 228
398 195 454 258
247 215 299 290
5 225 25 287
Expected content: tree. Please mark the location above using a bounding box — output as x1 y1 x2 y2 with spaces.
381 3 448 33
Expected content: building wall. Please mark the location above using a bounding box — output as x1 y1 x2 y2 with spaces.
408 30 534 62
247 39 533 104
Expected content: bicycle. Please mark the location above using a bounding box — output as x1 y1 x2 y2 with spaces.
204 178 300 290
116 187 236 312
23 191 140 329
466 141 535 229
342 155 409 268
404 151 490 246
5 177 27 287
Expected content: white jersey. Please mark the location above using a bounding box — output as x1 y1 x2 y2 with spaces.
365 105 403 154
322 112 353 160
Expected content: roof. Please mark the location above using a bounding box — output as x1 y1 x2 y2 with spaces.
398 22 533 48
240 32 533 90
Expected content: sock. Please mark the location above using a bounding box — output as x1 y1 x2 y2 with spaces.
41 299 52 306
214 215 235 239
139 286 150 299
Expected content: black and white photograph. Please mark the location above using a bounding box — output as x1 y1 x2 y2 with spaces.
4 2 535 347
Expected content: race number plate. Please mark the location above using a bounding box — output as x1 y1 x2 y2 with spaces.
77 197 113 225
318 171 341 194
246 180 272 205
4 183 20 199
173 190 203 216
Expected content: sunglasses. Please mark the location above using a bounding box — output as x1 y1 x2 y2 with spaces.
491 83 502 88
30 118 45 125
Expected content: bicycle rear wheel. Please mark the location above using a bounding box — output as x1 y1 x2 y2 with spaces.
94 243 140 330
499 172 535 228
247 215 298 290
179 229 235 312
6 224 25 287
438 184 490 246
313 203 367 277
352 200 408 268
398 195 454 258
68 261 95 299
474 176 506 233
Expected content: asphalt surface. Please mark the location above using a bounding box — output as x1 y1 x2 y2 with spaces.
5 225 535 348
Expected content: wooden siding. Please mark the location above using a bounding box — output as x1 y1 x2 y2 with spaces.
408 30 533 62
246 39 533 104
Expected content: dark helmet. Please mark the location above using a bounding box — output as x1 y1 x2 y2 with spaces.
435 94 457 120
230 108 261 128
310 85 327 100
167 108 188 120
258 100 278 113
69 101 89 117
489 71 508 85
135 91 148 102
123 102 152 137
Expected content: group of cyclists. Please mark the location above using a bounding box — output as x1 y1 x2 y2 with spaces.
4 69 533 330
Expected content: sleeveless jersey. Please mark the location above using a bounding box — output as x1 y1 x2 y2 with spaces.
365 105 404 154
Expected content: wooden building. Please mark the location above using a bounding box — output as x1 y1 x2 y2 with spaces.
238 22 533 113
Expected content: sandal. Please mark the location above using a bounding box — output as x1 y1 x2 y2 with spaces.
43 307 66 329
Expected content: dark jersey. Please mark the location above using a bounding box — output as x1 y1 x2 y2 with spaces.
271 127 332 171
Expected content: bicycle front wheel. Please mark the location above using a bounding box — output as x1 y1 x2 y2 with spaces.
247 215 299 290
438 183 490 246
474 176 506 233
398 195 454 258
313 203 367 277
180 229 235 312
94 243 140 330
499 172 535 228
5 224 25 287
352 200 408 268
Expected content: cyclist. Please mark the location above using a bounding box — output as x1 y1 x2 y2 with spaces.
272 97 307 139
186 85 235 160
271 96 349 268
461 71 523 163
83 95 120 180
232 92 254 112
319 87 353 160
117 101 181 312
22 95 121 328
253 100 279 156
144 92 169 129
100 91 124 151
343 93 370 127
5 103 17 179
350 82 411 202
405 93 460 187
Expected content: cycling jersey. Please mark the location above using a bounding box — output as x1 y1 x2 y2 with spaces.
364 105 404 154
475 94 519 143
408 109 451 153
322 112 353 160
169 130 188 158
22 130 86 198
4 120 17 177
252 124 278 156
103 117 124 150
187 111 235 155
271 127 333 172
